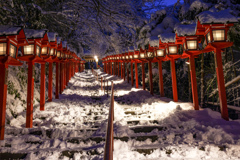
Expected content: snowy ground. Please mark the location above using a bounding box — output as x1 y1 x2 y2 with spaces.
1 69 240 160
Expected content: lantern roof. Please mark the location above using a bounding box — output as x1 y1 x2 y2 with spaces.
57 37 62 44
196 9 238 24
0 26 23 36
47 32 58 42
174 23 197 37
24 29 47 39
149 35 159 47
133 44 139 51
128 46 134 52
62 41 67 48
158 33 175 43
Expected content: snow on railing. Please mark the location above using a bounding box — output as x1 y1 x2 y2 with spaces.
104 81 114 160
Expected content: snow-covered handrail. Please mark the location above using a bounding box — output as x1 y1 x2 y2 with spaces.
104 81 114 160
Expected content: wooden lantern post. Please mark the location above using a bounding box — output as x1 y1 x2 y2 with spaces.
153 37 167 97
38 32 54 111
17 29 47 128
139 48 146 90
55 37 62 99
195 11 237 120
47 32 58 102
124 51 130 83
131 46 142 89
175 24 204 110
128 48 134 87
159 33 182 102
0 26 26 140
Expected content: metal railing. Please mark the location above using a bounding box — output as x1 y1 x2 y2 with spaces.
104 81 114 160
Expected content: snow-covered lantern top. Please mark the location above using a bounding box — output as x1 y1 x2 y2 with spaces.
62 41 68 59
128 46 135 60
175 24 203 58
17 29 46 63
158 33 181 59
123 49 129 60
132 45 140 59
148 36 164 58
196 10 238 50
139 47 146 59
48 32 58 57
56 37 65 59
0 26 27 66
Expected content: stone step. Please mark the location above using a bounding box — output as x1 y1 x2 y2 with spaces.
130 126 167 133
0 153 28 160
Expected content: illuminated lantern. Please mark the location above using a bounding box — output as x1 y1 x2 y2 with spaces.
47 32 58 102
16 29 47 128
195 10 238 120
0 26 27 140
158 33 181 102
128 47 135 87
175 23 203 110
55 37 62 99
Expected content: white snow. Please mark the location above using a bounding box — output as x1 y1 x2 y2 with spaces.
197 9 238 24
0 25 22 36
158 33 175 43
1 70 240 160
47 32 57 42
24 29 47 39
149 36 159 47
174 23 197 36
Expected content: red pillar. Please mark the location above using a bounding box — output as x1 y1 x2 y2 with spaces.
113 62 115 75
40 63 45 111
142 62 145 90
26 62 34 128
118 63 120 77
123 63 126 81
0 64 8 140
111 63 113 75
158 60 164 97
135 62 138 88
148 61 153 95
60 63 63 94
131 62 134 86
171 59 178 102
127 66 129 83
48 62 53 102
189 56 199 110
55 62 59 99
215 48 229 121
120 63 123 78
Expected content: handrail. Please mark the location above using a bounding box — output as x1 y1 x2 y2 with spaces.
104 81 114 160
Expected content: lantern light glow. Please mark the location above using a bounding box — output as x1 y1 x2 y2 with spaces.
169 46 177 54
42 47 48 55
213 30 225 41
156 49 164 57
0 43 6 56
187 40 197 50
9 44 16 58
24 45 34 55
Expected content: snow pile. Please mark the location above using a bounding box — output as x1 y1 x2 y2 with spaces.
196 9 238 24
174 23 197 36
24 29 47 39
0 26 22 36
158 33 175 43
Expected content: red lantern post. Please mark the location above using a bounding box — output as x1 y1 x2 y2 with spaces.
47 33 58 102
0 26 27 140
195 10 237 120
159 33 182 101
17 29 47 128
175 24 203 110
